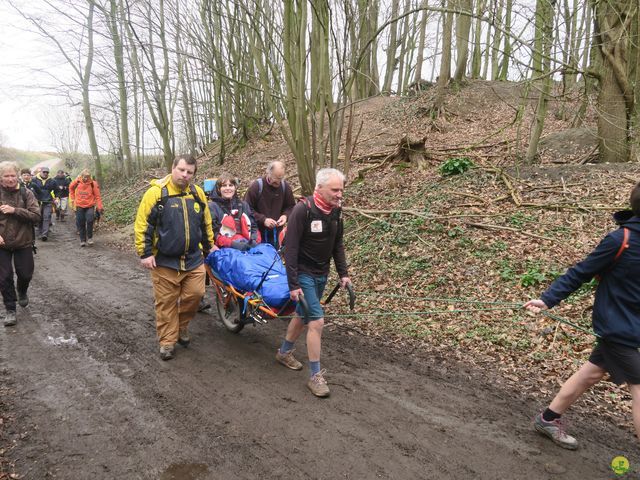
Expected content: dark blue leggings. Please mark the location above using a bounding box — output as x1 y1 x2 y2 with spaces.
76 206 95 242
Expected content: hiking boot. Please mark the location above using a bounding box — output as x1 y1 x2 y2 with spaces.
17 291 29 308
178 328 190 347
159 345 175 361
87 239 94 246
41 236 47 241
534 413 578 450
276 349 303 370
80 241 86 247
307 369 330 397
3 311 17 327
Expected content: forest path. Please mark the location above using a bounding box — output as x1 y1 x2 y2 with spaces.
0 219 634 479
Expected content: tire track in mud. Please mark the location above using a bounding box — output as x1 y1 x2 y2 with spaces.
0 219 637 479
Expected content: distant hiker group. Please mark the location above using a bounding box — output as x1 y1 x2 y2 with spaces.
0 161 104 328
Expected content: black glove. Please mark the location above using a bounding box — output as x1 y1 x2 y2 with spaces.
248 239 258 249
231 240 250 251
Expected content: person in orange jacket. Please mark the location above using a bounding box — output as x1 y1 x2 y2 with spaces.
69 169 103 247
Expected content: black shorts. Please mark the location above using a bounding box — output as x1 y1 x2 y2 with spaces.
589 340 640 385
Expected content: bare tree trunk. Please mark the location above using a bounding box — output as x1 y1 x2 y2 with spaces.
453 0 473 81
525 0 555 164
382 0 400 93
413 0 429 83
591 0 635 163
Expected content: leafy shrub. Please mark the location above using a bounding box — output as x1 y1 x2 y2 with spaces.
438 157 474 176
520 267 547 287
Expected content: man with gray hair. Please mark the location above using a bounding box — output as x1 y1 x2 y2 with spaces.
244 161 295 248
0 162 40 326
277 168 351 397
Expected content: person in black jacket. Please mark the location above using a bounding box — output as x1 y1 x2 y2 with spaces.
525 182 640 450
32 166 56 241
52 169 71 221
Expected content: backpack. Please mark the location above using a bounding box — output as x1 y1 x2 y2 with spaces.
156 183 207 213
595 227 630 281
280 196 342 249
256 177 286 197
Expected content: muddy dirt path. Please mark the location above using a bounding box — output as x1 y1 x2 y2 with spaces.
0 219 636 479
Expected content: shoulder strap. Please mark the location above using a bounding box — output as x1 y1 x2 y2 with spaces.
614 227 630 261
189 184 206 210
257 178 286 197
19 184 28 207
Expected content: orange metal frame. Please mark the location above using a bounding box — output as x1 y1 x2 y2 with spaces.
205 264 279 319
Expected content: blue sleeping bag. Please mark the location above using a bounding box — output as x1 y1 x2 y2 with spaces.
206 243 290 308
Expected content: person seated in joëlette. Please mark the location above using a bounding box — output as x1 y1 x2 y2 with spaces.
208 173 260 251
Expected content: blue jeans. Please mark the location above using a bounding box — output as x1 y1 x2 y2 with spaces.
76 206 95 242
295 273 327 322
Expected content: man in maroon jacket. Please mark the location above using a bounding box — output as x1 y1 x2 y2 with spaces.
244 161 295 248
276 168 351 397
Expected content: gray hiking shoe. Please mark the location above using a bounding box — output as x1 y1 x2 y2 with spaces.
159 345 175 361
307 369 330 397
17 291 29 308
534 413 578 450
87 239 94 246
178 328 190 347
3 311 17 327
276 349 303 370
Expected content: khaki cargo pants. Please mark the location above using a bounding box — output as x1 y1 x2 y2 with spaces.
151 264 206 347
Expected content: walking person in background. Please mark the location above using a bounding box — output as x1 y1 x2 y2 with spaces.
20 169 41 198
276 168 351 397
53 169 71 222
525 182 640 450
134 154 215 361
70 169 103 247
32 166 56 241
244 161 295 249
0 162 40 327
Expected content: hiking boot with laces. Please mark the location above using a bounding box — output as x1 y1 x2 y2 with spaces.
307 369 330 397
534 413 578 450
3 311 17 327
17 291 29 308
178 328 190 347
276 349 303 370
159 345 175 361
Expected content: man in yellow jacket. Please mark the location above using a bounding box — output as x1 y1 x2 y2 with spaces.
134 154 215 360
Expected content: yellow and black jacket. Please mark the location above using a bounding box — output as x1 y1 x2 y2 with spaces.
134 175 214 271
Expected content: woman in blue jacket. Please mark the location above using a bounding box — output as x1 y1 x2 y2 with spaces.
525 183 640 450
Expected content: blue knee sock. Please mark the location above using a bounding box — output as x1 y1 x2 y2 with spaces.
279 339 295 354
309 361 321 377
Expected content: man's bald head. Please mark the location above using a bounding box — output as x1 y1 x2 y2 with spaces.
266 161 286 186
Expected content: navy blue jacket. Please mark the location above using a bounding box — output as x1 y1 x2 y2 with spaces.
32 175 57 204
541 211 640 347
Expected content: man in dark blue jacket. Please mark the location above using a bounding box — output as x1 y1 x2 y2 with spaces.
525 182 640 450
